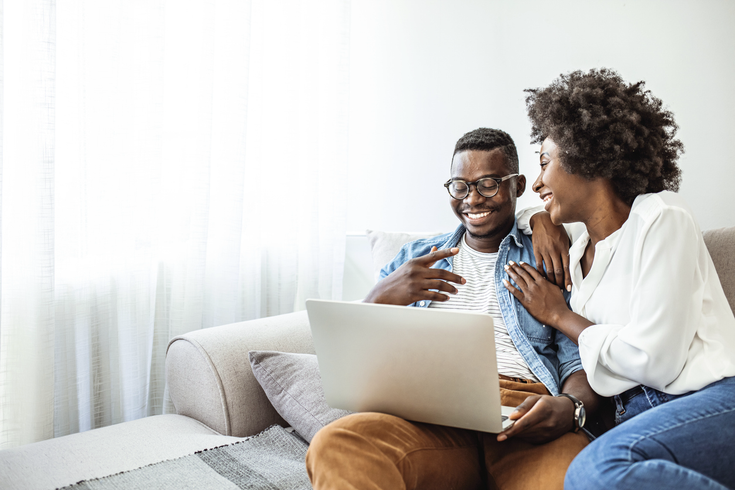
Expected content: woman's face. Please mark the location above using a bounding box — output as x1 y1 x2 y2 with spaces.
532 138 592 225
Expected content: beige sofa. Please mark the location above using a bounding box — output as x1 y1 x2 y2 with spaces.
1 226 733 490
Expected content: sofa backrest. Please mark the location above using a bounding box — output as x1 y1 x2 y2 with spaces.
703 226 735 315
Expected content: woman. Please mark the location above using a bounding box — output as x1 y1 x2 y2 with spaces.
503 68 735 489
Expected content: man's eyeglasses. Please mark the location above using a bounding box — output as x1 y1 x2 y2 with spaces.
443 174 518 200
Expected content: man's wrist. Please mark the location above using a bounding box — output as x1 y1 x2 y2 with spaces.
363 283 387 304
555 393 586 432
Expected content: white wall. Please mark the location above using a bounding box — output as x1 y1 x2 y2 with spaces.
345 0 735 235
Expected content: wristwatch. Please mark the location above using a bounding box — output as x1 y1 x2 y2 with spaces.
555 393 586 432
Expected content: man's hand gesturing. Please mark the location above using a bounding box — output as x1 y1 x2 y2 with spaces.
364 246 466 306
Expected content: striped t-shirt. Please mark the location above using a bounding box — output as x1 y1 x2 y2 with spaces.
429 234 540 382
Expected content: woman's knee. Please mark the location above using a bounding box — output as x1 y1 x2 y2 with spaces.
564 447 595 490
565 425 656 490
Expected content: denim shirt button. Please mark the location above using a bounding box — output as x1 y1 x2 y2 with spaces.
419 301 425 306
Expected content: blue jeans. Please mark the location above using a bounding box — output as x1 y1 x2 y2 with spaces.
565 376 735 490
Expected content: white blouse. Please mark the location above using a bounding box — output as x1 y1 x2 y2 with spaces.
569 192 735 396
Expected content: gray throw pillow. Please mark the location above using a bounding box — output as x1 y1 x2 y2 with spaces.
248 350 352 443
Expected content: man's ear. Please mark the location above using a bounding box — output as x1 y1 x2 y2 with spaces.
516 174 526 198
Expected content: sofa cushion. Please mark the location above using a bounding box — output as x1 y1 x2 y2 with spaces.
703 226 735 315
366 229 441 282
248 351 352 442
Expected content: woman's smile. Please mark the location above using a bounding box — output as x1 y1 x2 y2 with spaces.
540 191 553 211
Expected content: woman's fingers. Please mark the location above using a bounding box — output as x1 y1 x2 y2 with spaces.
550 253 571 291
538 251 555 286
503 261 525 287
503 261 551 303
534 249 546 279
549 254 565 287
520 261 545 281
503 263 526 300
505 261 544 283
502 278 523 300
562 252 572 292
503 261 528 298
503 260 572 328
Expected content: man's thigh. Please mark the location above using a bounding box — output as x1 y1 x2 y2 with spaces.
482 431 589 490
307 412 484 490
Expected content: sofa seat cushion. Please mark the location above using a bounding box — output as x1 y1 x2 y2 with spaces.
0 414 244 490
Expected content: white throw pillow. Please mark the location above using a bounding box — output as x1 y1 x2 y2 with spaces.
365 230 441 282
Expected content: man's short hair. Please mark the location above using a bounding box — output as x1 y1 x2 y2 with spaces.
452 128 519 174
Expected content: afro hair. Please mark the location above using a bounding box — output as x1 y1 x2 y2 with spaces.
525 68 683 204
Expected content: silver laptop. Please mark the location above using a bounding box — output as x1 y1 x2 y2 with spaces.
305 299 516 433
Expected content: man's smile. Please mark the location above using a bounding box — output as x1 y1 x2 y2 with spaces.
461 209 497 225
466 211 491 220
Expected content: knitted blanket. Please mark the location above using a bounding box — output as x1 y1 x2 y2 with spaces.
61 426 311 490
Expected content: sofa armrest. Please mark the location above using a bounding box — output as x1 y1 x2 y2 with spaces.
165 310 315 437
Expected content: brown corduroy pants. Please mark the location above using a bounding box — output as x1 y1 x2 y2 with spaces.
306 379 590 490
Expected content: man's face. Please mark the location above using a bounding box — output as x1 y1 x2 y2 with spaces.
449 149 525 251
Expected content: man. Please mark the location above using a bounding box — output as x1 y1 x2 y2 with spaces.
306 128 600 490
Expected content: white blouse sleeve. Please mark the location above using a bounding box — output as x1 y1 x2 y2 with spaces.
578 206 706 393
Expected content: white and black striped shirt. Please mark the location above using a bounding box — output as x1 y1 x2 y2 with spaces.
429 234 540 382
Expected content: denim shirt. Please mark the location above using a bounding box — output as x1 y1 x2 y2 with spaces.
378 222 582 395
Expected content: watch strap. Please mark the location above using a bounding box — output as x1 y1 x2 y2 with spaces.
555 393 584 432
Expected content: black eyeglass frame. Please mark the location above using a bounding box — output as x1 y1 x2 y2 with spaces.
443 174 519 200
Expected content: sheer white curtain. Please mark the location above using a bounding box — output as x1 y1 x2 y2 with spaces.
0 0 350 448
